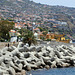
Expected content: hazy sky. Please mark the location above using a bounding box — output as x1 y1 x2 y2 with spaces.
33 0 75 7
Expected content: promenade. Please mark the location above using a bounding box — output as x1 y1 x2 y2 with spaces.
0 42 18 49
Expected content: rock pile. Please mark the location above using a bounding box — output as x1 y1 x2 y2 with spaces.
0 42 75 75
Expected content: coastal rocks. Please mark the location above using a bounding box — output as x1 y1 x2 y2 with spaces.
15 70 26 75
36 46 42 52
21 70 26 75
45 65 50 69
8 67 15 75
0 69 9 75
0 42 75 74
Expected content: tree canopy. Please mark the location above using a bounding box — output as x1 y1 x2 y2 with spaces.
0 20 14 41
18 28 37 46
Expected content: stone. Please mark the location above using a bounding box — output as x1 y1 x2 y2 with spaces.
26 66 31 71
51 61 57 68
45 65 50 69
36 46 42 52
8 67 15 75
24 53 30 58
18 47 24 52
21 70 26 75
24 46 29 52
29 46 36 52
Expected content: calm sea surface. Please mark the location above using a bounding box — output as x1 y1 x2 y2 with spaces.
28 67 75 75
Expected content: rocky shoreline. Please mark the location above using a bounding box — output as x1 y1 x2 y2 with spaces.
0 42 75 75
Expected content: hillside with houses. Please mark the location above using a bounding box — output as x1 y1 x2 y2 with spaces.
0 0 75 42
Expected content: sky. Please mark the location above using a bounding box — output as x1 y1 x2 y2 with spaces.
33 0 75 8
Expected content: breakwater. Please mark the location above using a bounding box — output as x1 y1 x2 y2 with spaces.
0 42 75 75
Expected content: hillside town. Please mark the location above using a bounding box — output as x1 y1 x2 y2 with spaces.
0 0 75 43
8 19 71 43
0 8 75 43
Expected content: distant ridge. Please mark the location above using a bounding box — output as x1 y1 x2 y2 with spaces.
0 0 75 17
0 0 75 30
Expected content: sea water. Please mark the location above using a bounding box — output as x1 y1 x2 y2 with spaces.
28 67 75 75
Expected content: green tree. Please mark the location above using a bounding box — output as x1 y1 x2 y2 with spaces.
38 27 44 32
18 28 37 46
42 31 48 40
0 20 14 41
42 31 48 36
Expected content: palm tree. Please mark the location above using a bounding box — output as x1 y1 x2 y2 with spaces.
22 29 37 46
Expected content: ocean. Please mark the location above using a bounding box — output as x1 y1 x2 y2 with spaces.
28 67 75 75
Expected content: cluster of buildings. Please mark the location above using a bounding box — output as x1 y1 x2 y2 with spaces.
34 32 70 43
0 0 75 43
9 21 71 43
